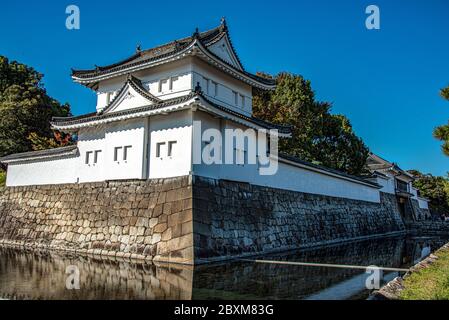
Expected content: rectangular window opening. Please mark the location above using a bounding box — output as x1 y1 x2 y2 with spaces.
203 77 210 94
94 150 101 164
156 142 166 158
240 94 245 108
169 76 179 91
168 141 177 157
85 151 93 165
158 79 168 93
233 91 238 106
114 147 122 162
123 146 132 161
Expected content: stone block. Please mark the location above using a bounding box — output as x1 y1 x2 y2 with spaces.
149 218 158 228
152 233 161 244
163 203 172 215
161 228 172 241
153 204 163 218
181 222 193 236
167 234 192 251
157 192 166 204
129 226 138 236
154 223 167 233
136 217 149 227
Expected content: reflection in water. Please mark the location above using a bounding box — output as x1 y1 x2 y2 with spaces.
0 250 193 300
0 236 447 300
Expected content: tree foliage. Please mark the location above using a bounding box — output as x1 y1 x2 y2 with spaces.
27 131 72 151
434 85 449 156
0 56 72 158
441 86 449 101
0 169 5 187
253 72 369 175
409 170 449 215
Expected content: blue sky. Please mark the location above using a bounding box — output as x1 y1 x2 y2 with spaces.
1 0 448 176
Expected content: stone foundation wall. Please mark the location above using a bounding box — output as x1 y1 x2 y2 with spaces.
0 175 409 265
406 221 449 236
0 177 193 264
192 176 406 263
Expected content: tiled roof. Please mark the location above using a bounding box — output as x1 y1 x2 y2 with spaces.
0 145 78 163
366 153 414 179
198 92 292 134
72 23 235 77
51 91 292 134
52 93 197 127
71 21 275 89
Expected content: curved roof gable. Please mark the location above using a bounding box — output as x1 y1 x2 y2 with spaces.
71 20 274 90
100 75 161 114
207 33 242 70
367 153 415 180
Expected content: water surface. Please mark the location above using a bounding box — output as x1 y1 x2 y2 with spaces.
0 236 446 300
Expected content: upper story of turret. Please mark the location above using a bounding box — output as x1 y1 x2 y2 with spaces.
71 19 276 117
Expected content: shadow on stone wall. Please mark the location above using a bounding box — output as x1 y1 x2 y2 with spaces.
192 176 406 262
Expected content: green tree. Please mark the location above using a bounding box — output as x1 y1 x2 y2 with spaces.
253 72 369 175
408 170 449 215
441 86 449 100
0 169 5 187
0 56 72 158
27 131 72 151
434 85 449 156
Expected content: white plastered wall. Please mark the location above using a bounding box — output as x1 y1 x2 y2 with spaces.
6 157 78 186
96 59 194 112
148 110 193 179
95 57 253 117
374 175 396 194
77 118 147 182
417 198 429 210
192 111 381 203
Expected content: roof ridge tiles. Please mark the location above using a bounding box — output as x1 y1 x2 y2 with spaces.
51 90 291 135
71 25 224 76
0 145 79 163
69 22 272 88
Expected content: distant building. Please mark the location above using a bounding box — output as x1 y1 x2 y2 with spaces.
366 153 430 220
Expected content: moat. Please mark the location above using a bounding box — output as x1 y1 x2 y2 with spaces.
0 236 447 300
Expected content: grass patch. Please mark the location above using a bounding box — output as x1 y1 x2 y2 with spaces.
0 170 5 187
400 247 449 300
